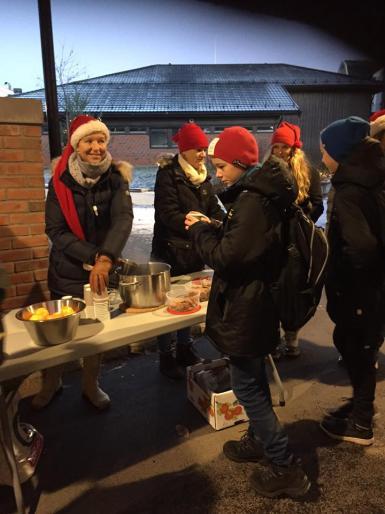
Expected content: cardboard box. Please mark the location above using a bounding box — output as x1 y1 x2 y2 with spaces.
187 358 248 430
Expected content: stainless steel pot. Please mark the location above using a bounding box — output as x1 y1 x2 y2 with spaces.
116 261 171 308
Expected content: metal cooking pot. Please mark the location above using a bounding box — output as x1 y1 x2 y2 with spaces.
116 261 171 308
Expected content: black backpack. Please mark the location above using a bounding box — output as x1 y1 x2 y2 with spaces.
269 205 329 331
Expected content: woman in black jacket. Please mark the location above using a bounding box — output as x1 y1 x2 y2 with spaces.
265 121 324 357
33 115 133 410
151 122 224 379
185 126 310 499
319 117 385 446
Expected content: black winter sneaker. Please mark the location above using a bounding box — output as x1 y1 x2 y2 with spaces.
320 417 374 446
250 459 311 498
325 400 380 423
223 430 264 463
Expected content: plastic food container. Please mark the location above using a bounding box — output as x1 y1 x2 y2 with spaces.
166 286 201 314
187 277 212 302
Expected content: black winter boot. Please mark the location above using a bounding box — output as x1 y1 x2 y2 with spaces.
223 429 264 463
159 352 185 380
175 342 200 367
250 459 311 498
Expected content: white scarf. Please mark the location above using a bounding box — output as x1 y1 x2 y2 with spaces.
178 154 207 186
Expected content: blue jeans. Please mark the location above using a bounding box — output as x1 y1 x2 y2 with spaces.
158 327 191 353
229 355 292 466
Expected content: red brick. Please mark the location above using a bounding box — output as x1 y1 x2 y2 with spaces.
34 269 48 281
30 223 45 235
0 238 12 250
0 162 43 175
0 226 30 237
15 258 48 272
22 126 41 137
10 212 45 224
0 262 14 273
7 189 45 200
0 125 21 136
29 201 45 212
0 177 44 188
5 285 17 297
12 235 48 249
0 201 29 213
0 215 10 225
2 137 42 150
33 247 49 258
24 149 42 162
17 283 36 295
0 149 24 161
10 271 34 284
0 190 5 200
1 249 33 262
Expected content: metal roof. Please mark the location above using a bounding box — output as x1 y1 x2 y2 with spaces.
17 63 381 114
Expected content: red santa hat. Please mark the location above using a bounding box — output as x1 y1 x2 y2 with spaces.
69 114 110 149
172 122 208 152
369 109 385 137
207 126 259 169
271 121 303 148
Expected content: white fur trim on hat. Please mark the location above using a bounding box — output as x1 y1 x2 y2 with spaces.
208 137 219 156
70 120 110 149
370 115 385 137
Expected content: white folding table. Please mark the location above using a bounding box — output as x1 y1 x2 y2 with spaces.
0 300 208 514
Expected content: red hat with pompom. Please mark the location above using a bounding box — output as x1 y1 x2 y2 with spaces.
208 126 259 169
172 122 208 152
271 122 302 148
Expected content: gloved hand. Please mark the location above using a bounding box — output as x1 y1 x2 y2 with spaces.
89 256 112 295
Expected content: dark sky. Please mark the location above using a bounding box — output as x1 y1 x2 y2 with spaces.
1 0 370 92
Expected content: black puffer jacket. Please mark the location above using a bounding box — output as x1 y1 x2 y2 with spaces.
151 155 225 276
46 162 133 297
189 157 296 357
326 138 385 333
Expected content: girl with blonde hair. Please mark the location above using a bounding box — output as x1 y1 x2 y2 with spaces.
268 121 324 357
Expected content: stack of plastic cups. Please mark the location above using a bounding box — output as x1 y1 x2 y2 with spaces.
83 284 95 319
92 289 111 322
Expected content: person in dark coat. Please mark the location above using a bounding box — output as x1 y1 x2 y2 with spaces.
265 121 324 357
151 122 224 379
185 127 310 499
319 116 385 445
33 115 133 410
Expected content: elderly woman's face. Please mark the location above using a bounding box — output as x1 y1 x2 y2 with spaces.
181 148 207 170
77 132 107 164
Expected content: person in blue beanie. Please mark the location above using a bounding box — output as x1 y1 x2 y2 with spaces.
319 116 385 445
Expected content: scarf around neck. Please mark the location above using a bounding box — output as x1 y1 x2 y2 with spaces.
178 154 207 185
68 152 112 189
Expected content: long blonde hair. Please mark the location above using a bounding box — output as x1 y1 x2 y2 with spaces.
289 148 311 204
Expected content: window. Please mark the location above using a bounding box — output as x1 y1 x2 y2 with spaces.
150 129 178 148
127 127 147 134
257 126 274 133
150 129 169 148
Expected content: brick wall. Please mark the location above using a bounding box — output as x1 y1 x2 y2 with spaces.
0 98 49 310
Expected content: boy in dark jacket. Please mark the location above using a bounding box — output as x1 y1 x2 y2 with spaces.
319 117 385 445
185 127 310 499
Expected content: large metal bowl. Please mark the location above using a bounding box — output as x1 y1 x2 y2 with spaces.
116 261 171 308
15 299 86 346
